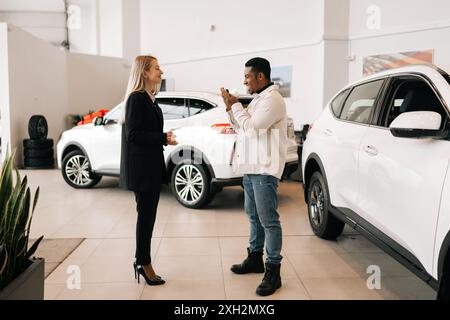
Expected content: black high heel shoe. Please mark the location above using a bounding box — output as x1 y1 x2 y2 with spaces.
133 262 165 285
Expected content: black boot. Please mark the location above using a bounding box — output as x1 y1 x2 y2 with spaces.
256 263 282 296
230 248 265 274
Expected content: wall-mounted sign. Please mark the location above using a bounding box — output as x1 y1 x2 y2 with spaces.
363 49 434 76
272 66 292 98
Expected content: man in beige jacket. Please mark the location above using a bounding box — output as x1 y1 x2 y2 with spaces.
221 57 287 296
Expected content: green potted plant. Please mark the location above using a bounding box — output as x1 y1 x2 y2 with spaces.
0 150 44 300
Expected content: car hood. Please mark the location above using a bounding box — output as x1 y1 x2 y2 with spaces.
70 123 95 130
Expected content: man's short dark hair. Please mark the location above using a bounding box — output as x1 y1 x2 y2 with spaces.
245 57 271 80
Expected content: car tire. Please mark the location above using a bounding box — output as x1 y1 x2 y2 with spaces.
23 138 54 149
307 171 344 240
61 150 101 188
28 115 48 139
24 147 54 159
24 157 54 168
170 159 214 209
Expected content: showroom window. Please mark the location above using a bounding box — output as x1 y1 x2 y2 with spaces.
187 99 214 116
157 98 188 120
330 88 350 117
339 79 384 124
379 77 447 128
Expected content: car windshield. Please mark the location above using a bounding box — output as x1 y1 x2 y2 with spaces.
438 68 450 86
443 73 450 86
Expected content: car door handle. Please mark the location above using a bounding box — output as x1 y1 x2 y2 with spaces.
323 129 333 136
364 145 378 156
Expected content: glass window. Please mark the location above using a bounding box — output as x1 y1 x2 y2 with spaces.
330 89 350 117
157 98 188 120
105 105 123 122
339 80 384 124
381 77 447 127
443 73 450 86
238 97 253 108
187 99 214 116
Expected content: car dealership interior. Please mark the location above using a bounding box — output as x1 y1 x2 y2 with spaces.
1 0 449 301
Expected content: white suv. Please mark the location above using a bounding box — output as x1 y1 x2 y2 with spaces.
57 91 298 209
302 65 450 297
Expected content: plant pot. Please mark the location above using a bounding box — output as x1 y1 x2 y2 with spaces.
0 258 45 300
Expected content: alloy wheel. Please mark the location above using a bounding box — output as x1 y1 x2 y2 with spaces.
309 181 325 227
65 155 93 187
174 164 204 204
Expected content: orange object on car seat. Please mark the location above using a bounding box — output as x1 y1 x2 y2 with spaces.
77 109 109 125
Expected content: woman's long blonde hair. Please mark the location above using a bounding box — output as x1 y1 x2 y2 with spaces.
120 55 161 124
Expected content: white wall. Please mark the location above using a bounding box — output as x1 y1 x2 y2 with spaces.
141 0 324 63
0 0 66 46
0 22 10 161
67 0 140 61
0 0 64 11
122 0 140 62
67 53 130 114
141 0 326 128
67 0 97 55
161 44 324 129
97 0 122 57
6 25 68 165
322 0 350 105
348 0 450 82
3 24 130 166
349 0 450 37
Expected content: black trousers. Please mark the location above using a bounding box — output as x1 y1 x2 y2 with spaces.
134 188 161 265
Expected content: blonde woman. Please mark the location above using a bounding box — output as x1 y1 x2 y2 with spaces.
120 55 177 285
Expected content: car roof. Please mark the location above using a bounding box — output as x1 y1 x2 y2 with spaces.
346 64 449 90
156 91 255 105
156 91 223 105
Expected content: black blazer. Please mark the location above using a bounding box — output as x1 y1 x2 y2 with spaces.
120 91 168 192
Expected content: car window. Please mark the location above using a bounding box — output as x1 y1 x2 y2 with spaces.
238 97 253 108
330 89 350 117
187 99 214 116
380 77 447 127
339 80 384 124
443 73 450 86
105 106 122 122
157 97 188 120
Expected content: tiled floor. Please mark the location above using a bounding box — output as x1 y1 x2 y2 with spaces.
22 169 436 300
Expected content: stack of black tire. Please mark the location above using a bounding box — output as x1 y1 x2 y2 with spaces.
23 115 54 168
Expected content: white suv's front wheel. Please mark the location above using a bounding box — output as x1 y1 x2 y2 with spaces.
171 160 215 209
307 171 344 239
61 150 102 188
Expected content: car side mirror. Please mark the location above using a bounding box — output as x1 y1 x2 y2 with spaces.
104 118 118 125
93 116 104 126
389 111 443 139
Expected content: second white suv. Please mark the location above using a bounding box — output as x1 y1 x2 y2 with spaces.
57 91 299 209
302 65 450 298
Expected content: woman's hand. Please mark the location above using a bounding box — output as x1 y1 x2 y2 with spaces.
166 131 178 145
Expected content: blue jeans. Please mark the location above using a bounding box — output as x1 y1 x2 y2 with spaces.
243 174 282 265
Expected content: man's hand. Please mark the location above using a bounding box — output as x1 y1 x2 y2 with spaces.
221 87 238 112
166 130 178 145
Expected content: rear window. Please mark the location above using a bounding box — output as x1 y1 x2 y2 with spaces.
339 79 384 124
443 73 450 86
330 89 350 117
238 97 253 108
